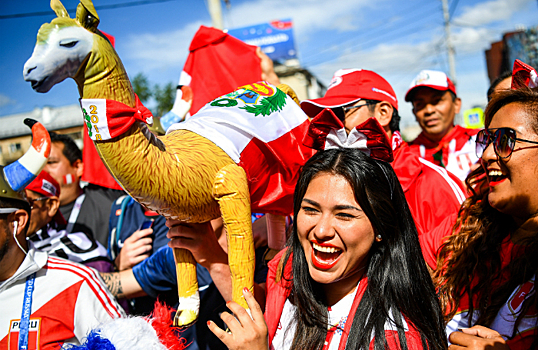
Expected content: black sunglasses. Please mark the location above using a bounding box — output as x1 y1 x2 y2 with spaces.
476 127 538 159
342 101 379 114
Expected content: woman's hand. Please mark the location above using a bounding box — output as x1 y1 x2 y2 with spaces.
449 326 510 349
208 287 269 350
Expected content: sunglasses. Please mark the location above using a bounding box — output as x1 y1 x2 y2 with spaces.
342 101 379 114
476 127 538 159
28 196 49 209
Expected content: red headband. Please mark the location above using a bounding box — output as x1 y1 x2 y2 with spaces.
303 108 393 162
512 59 538 89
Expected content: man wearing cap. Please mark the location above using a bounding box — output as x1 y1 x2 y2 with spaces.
301 68 467 235
0 165 124 348
25 170 112 272
44 132 123 249
405 70 480 182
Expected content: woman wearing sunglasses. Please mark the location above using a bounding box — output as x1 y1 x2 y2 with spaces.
208 116 447 350
423 87 538 349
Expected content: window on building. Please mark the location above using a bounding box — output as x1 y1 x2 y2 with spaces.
9 143 21 153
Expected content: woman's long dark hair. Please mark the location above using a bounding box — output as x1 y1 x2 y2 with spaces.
435 87 538 344
280 148 447 350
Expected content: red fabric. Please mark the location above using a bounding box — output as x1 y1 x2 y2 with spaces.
183 26 262 114
82 132 122 190
81 95 151 190
392 143 466 236
408 125 479 167
0 281 82 350
512 59 538 89
304 110 393 162
239 119 316 216
419 213 458 270
265 250 425 350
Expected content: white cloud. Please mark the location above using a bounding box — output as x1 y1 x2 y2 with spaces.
121 21 204 73
454 0 533 26
120 0 375 75
452 27 498 54
0 94 15 108
225 0 373 39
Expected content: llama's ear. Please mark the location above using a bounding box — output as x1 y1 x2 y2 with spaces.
51 0 70 18
76 0 100 32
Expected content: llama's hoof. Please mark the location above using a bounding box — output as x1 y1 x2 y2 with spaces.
173 309 198 328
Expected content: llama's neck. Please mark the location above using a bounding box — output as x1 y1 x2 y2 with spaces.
77 34 135 107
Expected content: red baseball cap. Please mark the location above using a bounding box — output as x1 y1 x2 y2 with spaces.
301 69 398 118
405 70 457 102
26 171 67 225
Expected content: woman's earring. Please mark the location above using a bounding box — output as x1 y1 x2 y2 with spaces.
376 234 382 241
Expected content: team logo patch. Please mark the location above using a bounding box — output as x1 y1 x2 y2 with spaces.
210 82 287 117
509 280 537 316
8 318 41 350
415 71 430 84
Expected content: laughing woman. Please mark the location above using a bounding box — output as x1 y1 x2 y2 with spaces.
209 145 447 350
429 87 538 349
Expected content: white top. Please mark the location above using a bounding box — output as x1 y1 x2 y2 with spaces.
271 286 359 350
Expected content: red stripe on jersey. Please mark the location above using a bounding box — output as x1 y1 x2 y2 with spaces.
0 281 82 350
46 258 121 318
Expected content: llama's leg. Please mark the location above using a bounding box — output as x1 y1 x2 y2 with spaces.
213 164 255 310
173 248 199 328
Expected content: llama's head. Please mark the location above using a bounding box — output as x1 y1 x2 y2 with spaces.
23 0 100 92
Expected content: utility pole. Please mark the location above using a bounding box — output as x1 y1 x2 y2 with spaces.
208 0 224 29
441 0 457 86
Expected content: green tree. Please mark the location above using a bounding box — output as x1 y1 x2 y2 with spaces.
132 73 152 103
154 82 175 117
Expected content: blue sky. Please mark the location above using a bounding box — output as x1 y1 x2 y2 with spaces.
1 0 537 129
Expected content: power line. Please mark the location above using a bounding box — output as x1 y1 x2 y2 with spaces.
303 10 442 68
300 1 441 61
449 0 460 19
0 0 178 20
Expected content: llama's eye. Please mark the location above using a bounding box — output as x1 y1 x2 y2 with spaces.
60 40 78 48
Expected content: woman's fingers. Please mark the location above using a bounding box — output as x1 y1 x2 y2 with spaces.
207 320 231 344
243 287 265 325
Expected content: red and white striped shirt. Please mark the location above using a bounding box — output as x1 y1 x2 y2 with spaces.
0 246 125 349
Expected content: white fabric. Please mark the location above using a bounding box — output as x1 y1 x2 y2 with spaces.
271 286 359 350
323 128 370 154
30 223 108 264
446 137 479 183
167 83 308 163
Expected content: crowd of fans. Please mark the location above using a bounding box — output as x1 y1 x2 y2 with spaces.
0 50 535 350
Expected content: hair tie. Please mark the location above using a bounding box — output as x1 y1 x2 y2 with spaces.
303 108 393 163
512 59 538 89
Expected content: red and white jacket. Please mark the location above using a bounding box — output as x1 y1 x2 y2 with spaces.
0 246 125 349
392 142 466 236
408 125 480 182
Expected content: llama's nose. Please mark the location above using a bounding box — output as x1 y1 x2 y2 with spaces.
26 66 37 75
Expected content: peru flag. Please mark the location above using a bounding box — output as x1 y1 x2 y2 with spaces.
167 81 315 216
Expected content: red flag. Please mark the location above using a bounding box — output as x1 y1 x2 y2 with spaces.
81 30 123 190
180 26 262 115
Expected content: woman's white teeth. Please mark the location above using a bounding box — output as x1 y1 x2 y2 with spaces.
489 170 503 177
312 242 340 253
